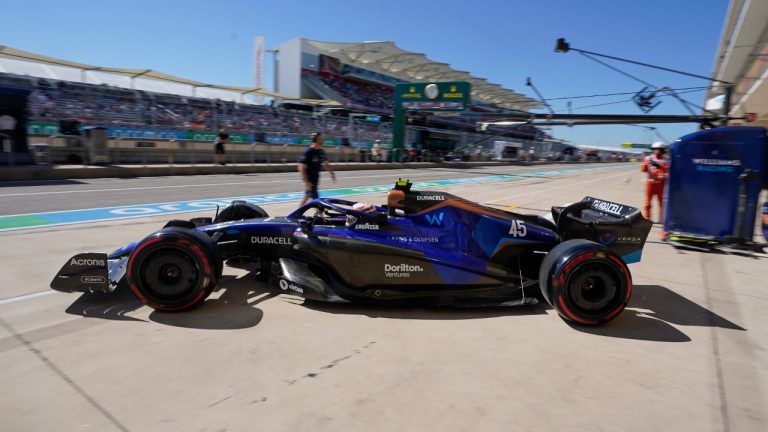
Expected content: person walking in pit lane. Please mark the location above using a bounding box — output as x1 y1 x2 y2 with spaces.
641 141 669 225
0 113 17 153
298 132 336 206
213 132 228 165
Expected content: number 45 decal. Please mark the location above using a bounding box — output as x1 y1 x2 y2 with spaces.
509 220 527 237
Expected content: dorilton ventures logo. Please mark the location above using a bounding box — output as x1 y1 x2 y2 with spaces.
251 236 294 245
384 263 424 278
70 258 106 266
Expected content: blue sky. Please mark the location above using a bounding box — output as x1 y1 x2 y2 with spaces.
2 0 729 147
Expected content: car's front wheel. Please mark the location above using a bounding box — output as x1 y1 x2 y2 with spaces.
127 228 220 311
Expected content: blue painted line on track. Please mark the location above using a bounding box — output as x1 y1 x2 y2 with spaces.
0 165 629 231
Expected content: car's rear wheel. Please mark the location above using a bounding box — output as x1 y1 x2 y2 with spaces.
127 228 220 311
539 239 631 325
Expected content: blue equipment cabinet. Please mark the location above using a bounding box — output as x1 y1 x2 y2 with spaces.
664 126 767 243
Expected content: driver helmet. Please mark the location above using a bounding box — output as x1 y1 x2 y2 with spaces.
651 141 667 150
346 202 376 227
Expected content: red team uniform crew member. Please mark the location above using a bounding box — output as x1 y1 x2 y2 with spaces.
640 141 669 223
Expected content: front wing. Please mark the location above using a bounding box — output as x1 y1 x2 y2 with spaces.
50 253 127 294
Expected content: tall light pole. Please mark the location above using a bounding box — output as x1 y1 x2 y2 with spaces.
554 38 733 125
266 49 280 93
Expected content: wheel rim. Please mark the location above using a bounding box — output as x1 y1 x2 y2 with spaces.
566 262 622 317
141 248 200 299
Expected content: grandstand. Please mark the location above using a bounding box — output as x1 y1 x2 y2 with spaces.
0 41 567 164
274 39 539 109
274 38 546 150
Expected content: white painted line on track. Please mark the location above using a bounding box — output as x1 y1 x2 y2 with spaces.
482 170 633 204
0 172 442 197
0 290 56 305
0 164 631 197
0 168 609 218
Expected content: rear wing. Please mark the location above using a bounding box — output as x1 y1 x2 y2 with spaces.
552 197 653 264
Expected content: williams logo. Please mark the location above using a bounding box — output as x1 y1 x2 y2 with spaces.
81 276 106 284
384 263 424 278
70 258 105 267
251 236 294 245
417 195 445 201
425 212 445 226
692 158 741 166
692 158 741 172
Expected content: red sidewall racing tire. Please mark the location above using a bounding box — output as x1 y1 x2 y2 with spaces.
539 239 632 325
127 228 221 312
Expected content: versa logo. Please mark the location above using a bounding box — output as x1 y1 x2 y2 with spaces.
425 212 445 226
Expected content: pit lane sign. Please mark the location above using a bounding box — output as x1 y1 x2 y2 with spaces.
392 81 471 149
622 142 651 149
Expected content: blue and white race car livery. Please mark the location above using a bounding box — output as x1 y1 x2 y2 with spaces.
52 179 652 325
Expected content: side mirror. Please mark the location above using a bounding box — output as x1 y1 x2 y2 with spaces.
299 219 317 237
189 217 213 226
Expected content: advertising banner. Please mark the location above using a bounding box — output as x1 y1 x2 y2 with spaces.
108 128 187 140
186 131 252 142
27 121 59 135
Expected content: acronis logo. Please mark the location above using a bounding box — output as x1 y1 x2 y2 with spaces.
425 212 445 226
70 258 106 266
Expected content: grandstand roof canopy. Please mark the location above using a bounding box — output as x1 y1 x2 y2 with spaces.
305 40 542 111
0 45 335 104
283 98 343 107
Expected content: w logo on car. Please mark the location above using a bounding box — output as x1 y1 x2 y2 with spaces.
425 212 445 226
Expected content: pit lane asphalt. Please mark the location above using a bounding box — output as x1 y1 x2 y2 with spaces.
1 164 766 432
0 162 622 215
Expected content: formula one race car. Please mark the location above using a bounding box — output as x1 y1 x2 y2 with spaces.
52 179 653 325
